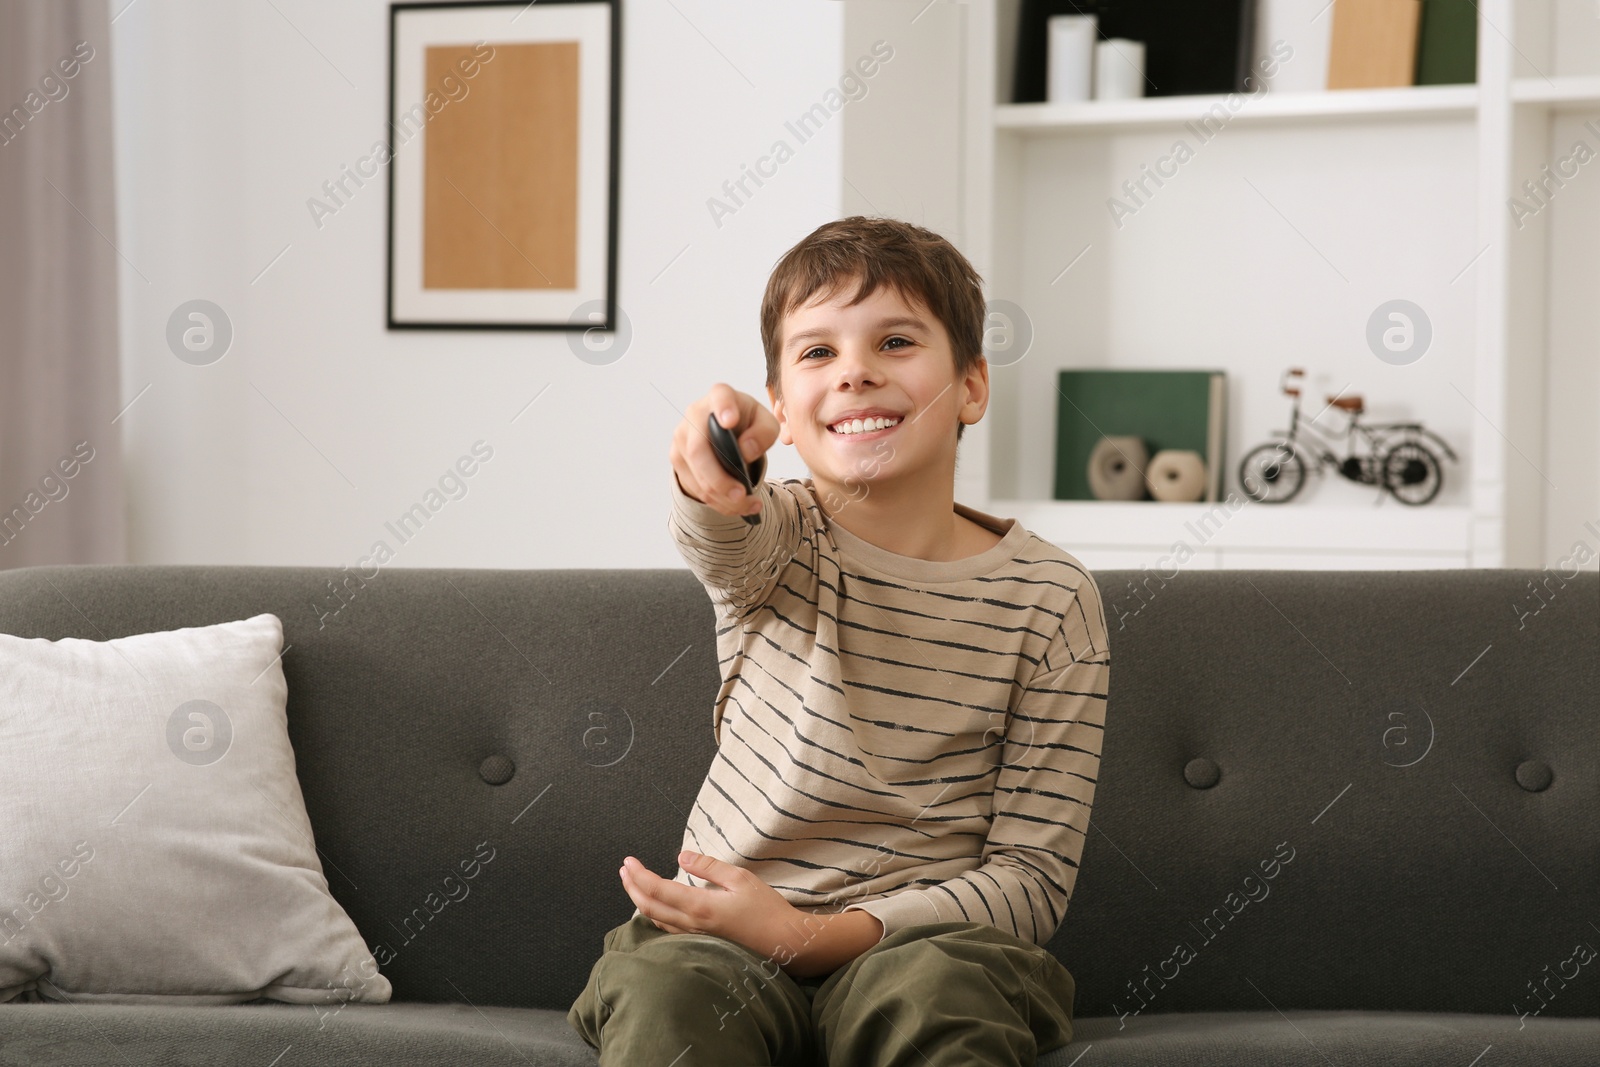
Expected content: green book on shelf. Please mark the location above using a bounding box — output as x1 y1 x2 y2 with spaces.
1415 0 1476 85
1054 369 1226 502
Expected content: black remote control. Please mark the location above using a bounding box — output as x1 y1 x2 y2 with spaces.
706 412 766 526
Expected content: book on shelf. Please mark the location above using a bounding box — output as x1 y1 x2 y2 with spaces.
1327 0 1423 89
1054 369 1227 504
1011 0 1259 103
1414 0 1477 86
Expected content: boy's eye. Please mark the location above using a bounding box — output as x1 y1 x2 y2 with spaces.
799 337 912 361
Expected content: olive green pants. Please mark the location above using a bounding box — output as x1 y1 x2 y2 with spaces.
566 912 1077 1066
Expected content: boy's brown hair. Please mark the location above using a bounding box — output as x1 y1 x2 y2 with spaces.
760 215 987 442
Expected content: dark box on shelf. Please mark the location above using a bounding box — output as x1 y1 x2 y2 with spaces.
1055 368 1226 502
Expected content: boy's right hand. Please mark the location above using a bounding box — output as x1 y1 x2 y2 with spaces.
670 382 778 517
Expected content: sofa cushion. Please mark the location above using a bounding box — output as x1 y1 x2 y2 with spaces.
0 613 390 1007
1049 1010 1600 1066
0 1002 603 1066
0 1004 1595 1065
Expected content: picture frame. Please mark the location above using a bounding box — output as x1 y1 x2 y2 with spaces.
386 0 621 331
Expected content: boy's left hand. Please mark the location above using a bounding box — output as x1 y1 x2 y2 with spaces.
620 850 811 968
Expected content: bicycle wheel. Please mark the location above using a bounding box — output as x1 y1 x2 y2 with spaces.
1382 441 1442 505
1238 441 1306 503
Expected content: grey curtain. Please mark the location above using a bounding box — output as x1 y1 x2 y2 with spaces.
0 0 126 569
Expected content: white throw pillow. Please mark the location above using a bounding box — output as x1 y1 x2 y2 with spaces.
0 612 391 1006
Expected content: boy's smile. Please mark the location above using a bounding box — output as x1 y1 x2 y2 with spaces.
766 279 991 561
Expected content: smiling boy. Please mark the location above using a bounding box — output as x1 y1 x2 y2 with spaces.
568 216 1109 1066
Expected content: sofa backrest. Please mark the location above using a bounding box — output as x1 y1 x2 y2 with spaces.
0 564 1592 1021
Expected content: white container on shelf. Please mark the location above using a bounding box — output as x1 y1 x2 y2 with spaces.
1047 14 1096 103
1094 38 1145 99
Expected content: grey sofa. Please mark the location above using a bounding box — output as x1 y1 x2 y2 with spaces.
0 562 1595 1066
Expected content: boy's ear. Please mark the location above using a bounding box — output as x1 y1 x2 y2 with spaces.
958 354 991 427
768 385 793 446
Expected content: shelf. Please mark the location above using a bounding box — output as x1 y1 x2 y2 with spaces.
993 500 1474 557
994 85 1478 136
1511 74 1600 109
922 0 1591 567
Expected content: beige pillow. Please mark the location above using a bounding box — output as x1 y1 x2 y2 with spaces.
0 613 391 1006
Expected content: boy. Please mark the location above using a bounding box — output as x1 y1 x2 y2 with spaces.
568 216 1109 1066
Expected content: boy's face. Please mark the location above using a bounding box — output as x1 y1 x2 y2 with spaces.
767 279 987 497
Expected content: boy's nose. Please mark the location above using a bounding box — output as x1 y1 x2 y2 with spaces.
833 354 881 385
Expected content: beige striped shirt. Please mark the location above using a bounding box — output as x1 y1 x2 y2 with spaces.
644 472 1110 949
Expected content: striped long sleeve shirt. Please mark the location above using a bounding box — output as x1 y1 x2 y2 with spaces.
647 471 1111 948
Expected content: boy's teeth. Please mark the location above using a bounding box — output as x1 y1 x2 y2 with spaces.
830 416 900 435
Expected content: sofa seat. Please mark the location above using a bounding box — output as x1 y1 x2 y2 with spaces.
0 1002 601 1066
1052 1010 1600 1066
4 1003 1596 1065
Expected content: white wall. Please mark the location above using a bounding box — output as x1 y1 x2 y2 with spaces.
841 1 964 241
109 0 846 569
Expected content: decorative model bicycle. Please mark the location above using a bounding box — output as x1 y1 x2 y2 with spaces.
1238 367 1458 506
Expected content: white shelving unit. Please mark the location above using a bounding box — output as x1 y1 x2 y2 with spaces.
948 0 1598 571
994 83 1479 133
1499 1 1600 574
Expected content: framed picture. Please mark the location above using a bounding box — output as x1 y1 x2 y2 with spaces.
386 0 620 331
